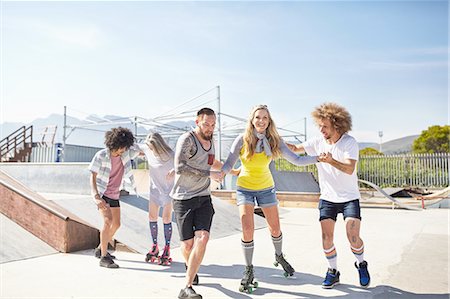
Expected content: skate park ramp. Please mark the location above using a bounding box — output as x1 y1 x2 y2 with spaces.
1 213 58 263
273 170 320 192
1 163 267 254
223 169 320 193
0 170 100 254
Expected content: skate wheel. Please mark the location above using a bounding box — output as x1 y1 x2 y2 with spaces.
284 272 289 278
247 287 253 294
239 285 245 292
274 261 279 267
253 281 259 288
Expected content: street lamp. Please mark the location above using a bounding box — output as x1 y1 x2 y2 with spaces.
378 131 383 153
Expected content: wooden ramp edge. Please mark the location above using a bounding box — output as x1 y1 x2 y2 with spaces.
0 170 99 253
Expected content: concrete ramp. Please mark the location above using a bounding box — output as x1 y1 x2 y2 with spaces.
273 171 320 192
1 213 57 263
43 192 266 254
223 169 320 193
0 170 99 253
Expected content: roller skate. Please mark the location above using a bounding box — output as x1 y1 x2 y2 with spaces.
145 244 159 263
239 264 258 294
159 245 172 266
274 253 295 277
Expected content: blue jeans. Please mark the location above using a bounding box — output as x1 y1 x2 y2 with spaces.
319 199 361 221
236 187 278 208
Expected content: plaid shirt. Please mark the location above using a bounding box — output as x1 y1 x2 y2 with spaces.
88 147 140 198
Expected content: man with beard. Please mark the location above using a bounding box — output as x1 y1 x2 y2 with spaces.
170 107 223 299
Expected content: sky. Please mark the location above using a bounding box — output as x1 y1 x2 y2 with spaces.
1 0 448 143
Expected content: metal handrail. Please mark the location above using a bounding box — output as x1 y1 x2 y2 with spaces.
0 126 33 161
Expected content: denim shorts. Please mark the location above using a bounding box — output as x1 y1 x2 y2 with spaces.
236 187 278 208
319 199 361 221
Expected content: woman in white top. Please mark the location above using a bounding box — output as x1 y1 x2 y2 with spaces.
142 132 175 265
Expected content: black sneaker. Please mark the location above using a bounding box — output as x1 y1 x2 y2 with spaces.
94 248 116 260
185 264 199 285
178 286 202 299
99 256 119 268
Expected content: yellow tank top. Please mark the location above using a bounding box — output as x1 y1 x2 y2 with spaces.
237 151 274 190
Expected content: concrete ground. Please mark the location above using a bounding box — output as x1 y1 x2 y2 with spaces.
1 207 448 299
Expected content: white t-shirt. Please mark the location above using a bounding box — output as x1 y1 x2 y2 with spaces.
303 134 360 203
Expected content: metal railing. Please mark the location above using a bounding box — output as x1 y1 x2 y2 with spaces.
275 153 449 188
0 126 33 162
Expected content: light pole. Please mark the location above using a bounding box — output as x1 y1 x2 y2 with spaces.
378 131 383 153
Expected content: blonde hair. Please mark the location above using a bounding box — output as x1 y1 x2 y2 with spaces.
145 132 173 161
312 102 352 134
242 105 282 160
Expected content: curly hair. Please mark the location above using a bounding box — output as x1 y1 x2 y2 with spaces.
311 102 352 134
242 104 282 160
104 127 135 151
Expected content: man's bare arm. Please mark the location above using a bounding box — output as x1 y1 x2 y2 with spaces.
174 135 210 177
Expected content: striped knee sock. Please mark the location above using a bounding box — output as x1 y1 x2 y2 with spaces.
324 245 337 270
351 244 365 264
241 240 254 266
271 233 283 256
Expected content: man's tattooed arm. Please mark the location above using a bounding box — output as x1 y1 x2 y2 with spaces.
174 134 210 177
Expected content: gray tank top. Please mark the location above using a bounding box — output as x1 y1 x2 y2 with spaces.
170 131 215 200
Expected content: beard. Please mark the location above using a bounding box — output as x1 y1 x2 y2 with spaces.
199 130 213 141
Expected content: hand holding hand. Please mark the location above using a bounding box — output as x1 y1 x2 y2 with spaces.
318 152 333 163
210 170 224 182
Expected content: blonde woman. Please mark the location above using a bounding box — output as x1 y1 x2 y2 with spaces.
142 132 175 265
221 105 319 293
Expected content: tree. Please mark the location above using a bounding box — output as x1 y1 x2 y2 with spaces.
360 147 383 156
413 125 450 153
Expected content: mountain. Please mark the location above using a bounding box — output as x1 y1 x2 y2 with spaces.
381 135 419 154
358 142 379 151
358 135 419 154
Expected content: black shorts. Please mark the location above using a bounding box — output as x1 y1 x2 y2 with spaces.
319 199 361 222
173 195 215 241
102 195 120 208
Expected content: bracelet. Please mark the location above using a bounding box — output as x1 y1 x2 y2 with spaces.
94 194 100 199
